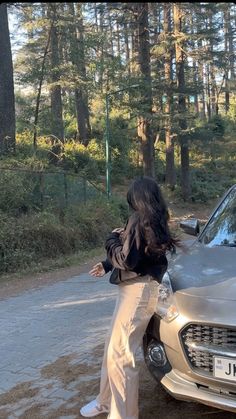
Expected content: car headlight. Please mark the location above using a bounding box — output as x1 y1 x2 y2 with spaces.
155 272 179 322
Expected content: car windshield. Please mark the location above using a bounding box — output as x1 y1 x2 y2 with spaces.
199 187 236 247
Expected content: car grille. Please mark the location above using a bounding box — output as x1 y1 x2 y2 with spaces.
181 324 236 375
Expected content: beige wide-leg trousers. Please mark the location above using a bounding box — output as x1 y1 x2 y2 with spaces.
96 276 158 419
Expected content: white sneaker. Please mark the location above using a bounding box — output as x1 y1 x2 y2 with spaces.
80 399 109 417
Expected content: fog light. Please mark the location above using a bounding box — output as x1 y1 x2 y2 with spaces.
148 342 167 367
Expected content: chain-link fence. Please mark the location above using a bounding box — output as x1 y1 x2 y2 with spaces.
0 168 104 212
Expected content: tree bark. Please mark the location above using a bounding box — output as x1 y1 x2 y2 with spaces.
193 59 199 114
164 3 176 188
206 64 211 120
0 3 15 154
224 6 230 113
116 21 121 58
196 6 206 120
149 3 158 45
98 4 105 92
33 25 52 150
228 5 235 81
94 3 98 32
107 4 114 57
68 3 91 146
208 14 216 115
173 3 191 200
190 15 199 115
48 3 64 143
124 20 131 79
134 3 155 178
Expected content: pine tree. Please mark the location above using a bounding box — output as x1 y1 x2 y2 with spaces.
47 3 64 143
163 3 176 188
133 2 155 177
68 3 91 145
173 3 191 200
0 4 15 153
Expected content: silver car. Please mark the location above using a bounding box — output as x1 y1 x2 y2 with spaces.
143 184 236 413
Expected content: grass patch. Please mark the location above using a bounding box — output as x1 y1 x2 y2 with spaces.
0 246 104 284
0 196 128 276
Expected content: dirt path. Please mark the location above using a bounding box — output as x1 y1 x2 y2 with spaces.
0 254 104 301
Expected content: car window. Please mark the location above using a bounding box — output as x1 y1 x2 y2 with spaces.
199 187 236 247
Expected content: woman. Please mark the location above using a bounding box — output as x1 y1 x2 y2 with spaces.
80 176 178 419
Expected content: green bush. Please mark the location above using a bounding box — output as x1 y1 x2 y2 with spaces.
0 197 127 274
190 168 231 202
208 114 225 138
0 170 36 215
61 141 100 179
0 212 76 272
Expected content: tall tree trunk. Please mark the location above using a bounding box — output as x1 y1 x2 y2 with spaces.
197 7 206 120
210 66 216 115
130 18 138 75
68 3 91 146
208 14 216 115
98 4 105 92
157 3 162 37
0 4 15 154
33 25 52 150
193 60 199 114
116 21 121 58
173 3 191 200
134 3 155 177
224 7 230 113
48 3 64 143
164 3 176 188
198 59 206 119
228 5 235 81
124 21 131 79
107 5 114 57
190 16 199 115
149 3 158 45
206 64 211 120
94 3 98 32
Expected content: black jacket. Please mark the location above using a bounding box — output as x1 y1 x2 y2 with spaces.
102 212 168 284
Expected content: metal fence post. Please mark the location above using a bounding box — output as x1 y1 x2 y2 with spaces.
39 172 44 209
64 173 68 207
83 177 87 203
105 94 111 199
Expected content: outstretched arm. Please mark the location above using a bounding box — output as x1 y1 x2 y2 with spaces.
89 258 113 277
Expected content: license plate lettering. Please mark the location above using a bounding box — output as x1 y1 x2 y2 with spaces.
214 357 236 381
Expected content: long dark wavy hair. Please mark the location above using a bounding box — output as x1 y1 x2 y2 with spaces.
127 176 178 256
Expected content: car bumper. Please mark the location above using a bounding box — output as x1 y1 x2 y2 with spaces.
145 294 236 413
161 368 236 413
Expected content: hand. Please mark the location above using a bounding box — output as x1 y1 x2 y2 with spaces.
89 262 106 277
112 228 124 234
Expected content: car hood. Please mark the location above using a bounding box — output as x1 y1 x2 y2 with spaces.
169 243 236 301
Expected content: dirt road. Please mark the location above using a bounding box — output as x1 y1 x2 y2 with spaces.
1 263 236 419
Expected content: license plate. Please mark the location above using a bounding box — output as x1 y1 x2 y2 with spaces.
214 356 236 382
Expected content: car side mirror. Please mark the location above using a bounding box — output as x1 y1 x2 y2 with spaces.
179 218 200 236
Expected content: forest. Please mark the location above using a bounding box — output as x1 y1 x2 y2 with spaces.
0 2 236 274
